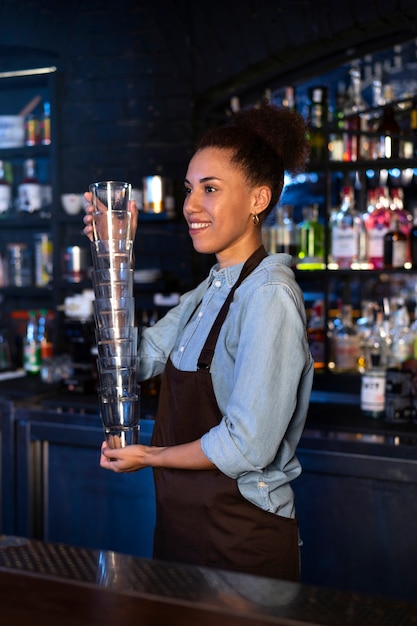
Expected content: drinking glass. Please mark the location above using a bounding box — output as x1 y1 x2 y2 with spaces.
99 393 140 448
93 296 135 313
96 338 137 359
90 240 134 269
91 266 133 283
89 181 132 242
98 366 139 391
94 307 135 329
96 326 138 343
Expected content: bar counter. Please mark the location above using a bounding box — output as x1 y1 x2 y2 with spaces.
1 535 416 625
0 372 417 605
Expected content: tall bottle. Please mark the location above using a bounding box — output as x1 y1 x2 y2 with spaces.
297 204 325 269
37 308 53 362
307 300 326 370
0 160 11 215
410 96 417 158
360 309 388 419
389 187 412 249
364 63 385 159
383 213 407 269
23 310 41 376
356 300 377 372
275 204 298 258
330 186 363 268
377 103 400 159
307 86 328 163
331 304 361 373
41 102 51 146
409 206 417 268
17 159 42 213
329 82 346 161
342 66 368 161
281 86 296 110
389 300 412 367
363 187 391 269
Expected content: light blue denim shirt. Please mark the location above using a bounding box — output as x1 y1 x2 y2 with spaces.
138 253 314 518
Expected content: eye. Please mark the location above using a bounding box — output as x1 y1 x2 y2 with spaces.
183 185 192 195
204 185 216 193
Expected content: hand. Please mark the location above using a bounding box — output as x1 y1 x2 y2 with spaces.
99 440 151 473
82 191 138 242
99 437 214 473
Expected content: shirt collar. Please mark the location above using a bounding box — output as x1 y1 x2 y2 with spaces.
208 262 246 288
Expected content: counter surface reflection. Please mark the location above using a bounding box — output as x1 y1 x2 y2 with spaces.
0 536 416 626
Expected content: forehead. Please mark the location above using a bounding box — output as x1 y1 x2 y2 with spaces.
186 147 239 179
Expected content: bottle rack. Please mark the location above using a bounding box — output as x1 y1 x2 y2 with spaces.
0 67 75 359
296 93 417 376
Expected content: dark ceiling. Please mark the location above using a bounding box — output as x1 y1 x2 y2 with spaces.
1 0 417 129
4 2 417 98
15 0 403 130
150 0 417 116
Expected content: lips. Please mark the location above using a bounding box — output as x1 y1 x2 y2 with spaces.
189 222 210 230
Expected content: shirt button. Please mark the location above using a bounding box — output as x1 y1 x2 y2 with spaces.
198 311 203 318
179 346 185 353
214 280 221 288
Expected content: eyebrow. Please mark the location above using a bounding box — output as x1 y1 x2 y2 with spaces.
184 176 222 185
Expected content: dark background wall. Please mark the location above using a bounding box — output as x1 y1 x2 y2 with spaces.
0 0 416 196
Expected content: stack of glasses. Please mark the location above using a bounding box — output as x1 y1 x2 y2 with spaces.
89 180 140 448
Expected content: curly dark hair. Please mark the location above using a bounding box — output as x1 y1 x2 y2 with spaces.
196 99 310 217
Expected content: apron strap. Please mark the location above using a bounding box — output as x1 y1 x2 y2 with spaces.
197 245 268 370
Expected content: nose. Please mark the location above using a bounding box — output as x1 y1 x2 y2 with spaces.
183 190 201 216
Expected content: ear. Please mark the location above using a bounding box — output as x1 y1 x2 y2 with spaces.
253 186 271 212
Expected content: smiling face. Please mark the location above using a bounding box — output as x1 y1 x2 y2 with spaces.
183 147 271 268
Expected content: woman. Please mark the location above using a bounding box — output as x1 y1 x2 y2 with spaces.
83 100 314 581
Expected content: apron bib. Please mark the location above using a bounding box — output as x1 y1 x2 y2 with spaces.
151 246 300 580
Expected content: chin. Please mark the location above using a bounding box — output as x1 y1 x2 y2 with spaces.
191 240 216 256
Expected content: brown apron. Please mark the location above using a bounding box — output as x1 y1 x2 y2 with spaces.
151 246 300 580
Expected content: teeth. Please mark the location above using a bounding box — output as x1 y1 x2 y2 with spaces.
190 222 209 229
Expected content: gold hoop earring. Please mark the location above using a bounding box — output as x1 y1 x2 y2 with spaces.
252 213 260 226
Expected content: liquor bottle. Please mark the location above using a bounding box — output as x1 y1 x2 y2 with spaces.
377 104 400 158
0 160 12 215
6 243 32 287
307 300 326 370
389 300 412 367
281 86 296 110
307 86 328 163
331 304 361 373
366 62 385 159
329 82 346 161
342 66 368 161
364 187 391 269
410 96 417 158
356 300 377 372
23 310 41 376
330 186 363 268
275 204 298 257
409 206 417 268
37 309 53 362
389 187 412 244
25 113 40 146
17 159 42 213
360 309 387 419
22 158 40 183
383 213 407 269
297 204 325 269
41 102 51 146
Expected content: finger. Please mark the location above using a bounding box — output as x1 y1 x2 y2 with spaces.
82 222 94 241
128 200 138 237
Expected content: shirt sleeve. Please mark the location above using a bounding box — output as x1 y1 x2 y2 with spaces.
138 283 207 380
201 281 311 478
